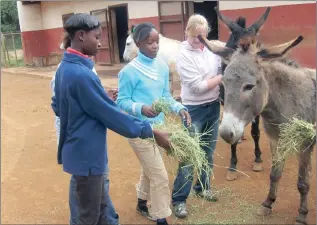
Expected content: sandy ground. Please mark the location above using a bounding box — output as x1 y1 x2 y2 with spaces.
1 72 316 224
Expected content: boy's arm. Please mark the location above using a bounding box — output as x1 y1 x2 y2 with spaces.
116 70 144 118
75 71 153 139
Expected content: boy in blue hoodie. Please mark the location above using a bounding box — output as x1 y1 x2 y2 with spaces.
51 13 171 225
51 35 119 225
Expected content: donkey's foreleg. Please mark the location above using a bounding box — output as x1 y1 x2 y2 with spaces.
257 140 285 216
251 115 263 172
226 143 238 181
295 146 313 225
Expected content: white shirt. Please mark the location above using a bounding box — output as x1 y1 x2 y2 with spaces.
176 41 222 105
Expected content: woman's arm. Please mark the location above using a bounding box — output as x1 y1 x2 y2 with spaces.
75 71 153 139
176 53 222 94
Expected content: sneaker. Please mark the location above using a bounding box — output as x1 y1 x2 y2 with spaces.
136 205 156 221
173 203 188 218
196 190 218 202
157 218 169 225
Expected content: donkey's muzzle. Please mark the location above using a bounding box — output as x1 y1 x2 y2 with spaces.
219 125 236 144
219 112 244 145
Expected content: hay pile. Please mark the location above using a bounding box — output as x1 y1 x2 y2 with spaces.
276 116 316 163
151 98 214 187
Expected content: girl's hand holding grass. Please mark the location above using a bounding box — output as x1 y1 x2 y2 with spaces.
142 105 158 118
179 109 191 127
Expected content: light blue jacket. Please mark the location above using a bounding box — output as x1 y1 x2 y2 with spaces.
117 51 186 124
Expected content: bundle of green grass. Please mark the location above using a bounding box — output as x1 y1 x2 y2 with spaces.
151 98 214 185
152 98 173 114
276 116 316 163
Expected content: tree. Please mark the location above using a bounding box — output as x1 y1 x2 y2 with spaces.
1 1 20 33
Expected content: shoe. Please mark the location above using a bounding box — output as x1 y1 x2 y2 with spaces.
136 204 156 221
196 190 218 202
157 218 168 225
173 203 188 218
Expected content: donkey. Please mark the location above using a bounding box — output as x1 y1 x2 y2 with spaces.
198 31 316 225
215 7 271 181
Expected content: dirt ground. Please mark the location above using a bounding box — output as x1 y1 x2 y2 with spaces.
1 72 316 224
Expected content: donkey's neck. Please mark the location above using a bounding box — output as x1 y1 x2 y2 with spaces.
261 61 316 129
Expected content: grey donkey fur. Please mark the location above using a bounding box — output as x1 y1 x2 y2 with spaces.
199 34 316 225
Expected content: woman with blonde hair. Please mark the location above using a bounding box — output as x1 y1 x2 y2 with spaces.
172 14 222 218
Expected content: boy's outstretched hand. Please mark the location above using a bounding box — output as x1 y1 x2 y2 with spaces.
153 130 172 152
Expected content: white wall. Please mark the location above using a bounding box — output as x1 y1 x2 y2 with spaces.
17 1 43 32
219 1 315 10
40 1 158 30
128 1 158 19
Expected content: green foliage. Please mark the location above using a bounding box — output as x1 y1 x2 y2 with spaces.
1 1 20 33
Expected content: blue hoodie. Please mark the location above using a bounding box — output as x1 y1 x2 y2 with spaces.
51 52 153 176
117 51 186 124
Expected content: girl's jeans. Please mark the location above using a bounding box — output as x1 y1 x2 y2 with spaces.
171 100 220 206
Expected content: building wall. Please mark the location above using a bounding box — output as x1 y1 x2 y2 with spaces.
218 1 316 68
18 1 160 65
18 1 316 68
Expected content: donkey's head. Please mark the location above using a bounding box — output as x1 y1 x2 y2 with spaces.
215 6 271 51
123 25 138 62
199 34 304 144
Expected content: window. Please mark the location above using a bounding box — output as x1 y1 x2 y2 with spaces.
62 13 74 26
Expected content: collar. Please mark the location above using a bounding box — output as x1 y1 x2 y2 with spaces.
66 47 89 59
63 52 94 70
136 51 156 64
182 41 205 52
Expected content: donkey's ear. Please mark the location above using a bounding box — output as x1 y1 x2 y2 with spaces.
198 35 235 64
249 7 271 35
256 35 303 61
214 6 244 33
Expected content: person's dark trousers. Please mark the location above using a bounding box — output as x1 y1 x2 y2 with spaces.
74 174 106 225
69 165 119 225
171 100 220 206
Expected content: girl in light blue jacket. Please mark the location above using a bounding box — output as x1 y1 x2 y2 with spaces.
117 23 190 225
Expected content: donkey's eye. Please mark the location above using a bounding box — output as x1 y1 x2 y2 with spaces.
243 84 255 91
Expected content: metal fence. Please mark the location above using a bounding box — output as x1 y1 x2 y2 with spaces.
1 32 24 67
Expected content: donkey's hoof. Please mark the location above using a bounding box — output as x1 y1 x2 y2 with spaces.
226 170 238 181
257 205 272 216
253 162 263 172
295 216 308 225
295 222 307 225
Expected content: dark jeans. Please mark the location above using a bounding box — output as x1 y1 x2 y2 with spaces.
74 174 107 225
69 165 119 225
172 100 220 206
